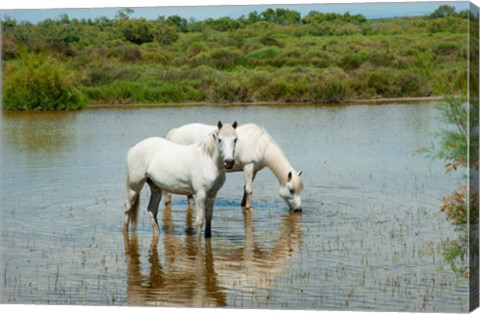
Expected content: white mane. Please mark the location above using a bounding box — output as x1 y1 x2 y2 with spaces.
241 124 295 185
196 131 217 157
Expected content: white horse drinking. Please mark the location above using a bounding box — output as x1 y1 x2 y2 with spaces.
165 123 303 211
124 121 238 238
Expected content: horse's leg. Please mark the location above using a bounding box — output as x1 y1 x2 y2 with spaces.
187 194 195 207
164 192 172 205
124 178 144 233
241 164 257 209
194 190 206 238
146 179 162 236
204 193 216 238
164 192 193 207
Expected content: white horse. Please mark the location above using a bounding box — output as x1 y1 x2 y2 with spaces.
124 121 238 238
165 123 303 211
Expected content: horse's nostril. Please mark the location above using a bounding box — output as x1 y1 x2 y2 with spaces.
224 159 234 169
293 208 302 213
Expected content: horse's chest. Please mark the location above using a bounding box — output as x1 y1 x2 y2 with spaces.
195 168 225 192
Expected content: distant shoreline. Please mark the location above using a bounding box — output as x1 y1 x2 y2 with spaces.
88 96 445 109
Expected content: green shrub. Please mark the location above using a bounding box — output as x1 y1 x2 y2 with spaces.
208 48 241 70
259 35 284 47
207 78 251 102
142 50 172 64
310 67 352 103
1 6 470 107
396 70 431 96
154 25 179 45
244 46 283 67
82 62 142 86
81 79 203 104
187 41 208 57
118 19 154 45
364 67 399 97
3 53 87 110
121 46 142 62
341 50 370 70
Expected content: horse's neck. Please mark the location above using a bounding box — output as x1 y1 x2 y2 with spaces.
263 141 293 185
198 136 222 168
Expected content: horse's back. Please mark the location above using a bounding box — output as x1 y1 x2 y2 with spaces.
127 137 195 185
237 123 267 139
167 123 215 145
128 137 167 158
127 137 165 182
128 137 195 162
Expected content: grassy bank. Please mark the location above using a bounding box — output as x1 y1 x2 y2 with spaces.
1 5 470 110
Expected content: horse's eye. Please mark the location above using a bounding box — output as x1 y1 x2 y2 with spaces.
289 189 295 194
218 138 222 143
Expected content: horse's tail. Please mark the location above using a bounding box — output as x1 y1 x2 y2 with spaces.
124 156 141 231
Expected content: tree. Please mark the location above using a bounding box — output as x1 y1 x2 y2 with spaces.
154 25 179 45
248 11 261 24
418 96 478 277
273 8 301 25
259 8 301 25
429 5 457 19
166 15 189 32
119 18 154 44
204 16 242 31
116 8 134 20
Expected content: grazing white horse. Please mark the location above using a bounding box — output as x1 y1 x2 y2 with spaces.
165 123 303 211
124 121 238 238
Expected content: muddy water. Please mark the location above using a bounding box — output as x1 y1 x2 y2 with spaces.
1 103 469 311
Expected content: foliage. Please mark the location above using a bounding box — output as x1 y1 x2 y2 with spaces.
428 5 469 19
419 96 469 168
1 5 470 109
3 53 87 110
117 18 154 45
418 96 479 277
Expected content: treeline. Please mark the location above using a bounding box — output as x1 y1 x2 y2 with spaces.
1 5 472 110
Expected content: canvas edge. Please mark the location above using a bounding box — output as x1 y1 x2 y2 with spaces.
469 1 480 312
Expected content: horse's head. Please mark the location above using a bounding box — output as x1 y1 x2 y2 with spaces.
213 121 238 170
279 171 304 212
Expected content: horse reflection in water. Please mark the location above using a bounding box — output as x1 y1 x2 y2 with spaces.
123 204 302 307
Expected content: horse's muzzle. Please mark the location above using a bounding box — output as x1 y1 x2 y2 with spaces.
224 159 235 170
293 207 302 213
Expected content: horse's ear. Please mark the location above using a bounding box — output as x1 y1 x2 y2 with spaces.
298 170 303 176
287 171 292 182
232 121 238 129
212 132 217 141
217 121 223 129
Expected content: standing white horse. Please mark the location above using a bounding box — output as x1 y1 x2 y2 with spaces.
165 123 303 211
124 121 238 238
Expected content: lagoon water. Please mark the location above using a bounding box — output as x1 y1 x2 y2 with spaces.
1 103 469 311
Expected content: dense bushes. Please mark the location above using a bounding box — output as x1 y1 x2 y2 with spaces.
1 5 470 109
3 53 87 110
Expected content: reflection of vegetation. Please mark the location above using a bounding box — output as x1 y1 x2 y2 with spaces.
1 5 470 109
419 96 478 277
2 111 77 154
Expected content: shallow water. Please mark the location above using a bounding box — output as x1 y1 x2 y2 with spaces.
1 103 469 311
